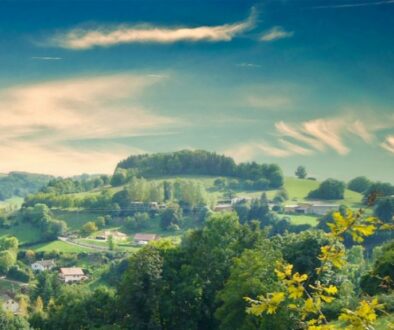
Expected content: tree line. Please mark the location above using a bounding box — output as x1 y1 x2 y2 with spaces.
114 150 284 188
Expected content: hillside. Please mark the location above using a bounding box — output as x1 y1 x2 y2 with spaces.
0 172 53 201
1 174 363 253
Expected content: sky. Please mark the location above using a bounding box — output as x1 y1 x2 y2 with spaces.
0 0 393 181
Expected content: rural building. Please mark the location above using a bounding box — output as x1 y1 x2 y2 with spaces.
96 230 128 241
1 295 20 314
284 202 338 215
134 233 158 245
130 202 163 212
59 267 87 283
31 259 56 272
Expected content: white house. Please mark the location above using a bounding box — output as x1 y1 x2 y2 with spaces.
31 259 56 272
59 267 87 283
284 202 338 215
2 295 20 314
96 230 128 241
134 233 158 245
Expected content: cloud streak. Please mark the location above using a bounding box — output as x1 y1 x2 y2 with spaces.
32 56 63 60
309 0 394 9
47 8 257 50
260 26 294 42
381 135 394 154
275 114 394 156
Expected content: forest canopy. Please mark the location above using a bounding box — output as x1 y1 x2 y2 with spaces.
115 150 284 188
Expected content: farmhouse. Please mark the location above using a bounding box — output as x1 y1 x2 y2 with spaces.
134 233 158 245
1 295 20 314
31 259 56 272
59 267 87 283
96 230 128 241
284 202 339 215
130 201 164 212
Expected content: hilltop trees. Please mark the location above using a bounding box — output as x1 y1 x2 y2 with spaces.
308 178 346 200
347 176 372 193
115 150 284 189
295 166 307 179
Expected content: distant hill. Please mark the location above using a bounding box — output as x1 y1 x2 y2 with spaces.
115 150 284 188
0 172 53 201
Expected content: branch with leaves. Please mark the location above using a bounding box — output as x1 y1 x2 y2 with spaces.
245 206 392 330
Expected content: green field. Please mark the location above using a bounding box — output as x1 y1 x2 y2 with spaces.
0 222 42 244
30 240 95 253
54 210 99 230
0 197 24 213
285 214 319 226
278 177 363 206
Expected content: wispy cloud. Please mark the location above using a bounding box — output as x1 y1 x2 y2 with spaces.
236 62 261 68
224 139 313 161
309 0 394 9
275 121 325 151
303 118 349 155
381 135 394 154
275 115 393 156
347 120 374 143
46 8 257 50
260 26 294 42
32 56 63 60
0 73 179 175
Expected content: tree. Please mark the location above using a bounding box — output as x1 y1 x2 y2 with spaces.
0 310 30 330
110 171 127 187
0 250 17 274
360 240 394 295
119 245 164 329
246 207 386 330
108 235 116 251
95 216 106 229
160 205 182 230
81 221 98 236
215 243 290 330
347 176 372 193
374 197 394 223
295 166 307 179
308 179 345 200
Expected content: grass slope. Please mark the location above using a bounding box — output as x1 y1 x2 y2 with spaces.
0 223 42 245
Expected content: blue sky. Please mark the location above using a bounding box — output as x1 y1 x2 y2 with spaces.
0 0 393 181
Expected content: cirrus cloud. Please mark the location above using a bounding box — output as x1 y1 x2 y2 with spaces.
381 135 394 154
46 8 258 50
260 26 294 42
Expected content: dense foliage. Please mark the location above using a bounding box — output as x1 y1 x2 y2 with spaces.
0 172 53 201
308 179 346 200
347 176 372 194
115 150 284 188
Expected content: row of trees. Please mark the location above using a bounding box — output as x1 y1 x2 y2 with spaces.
115 150 284 188
41 175 110 194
